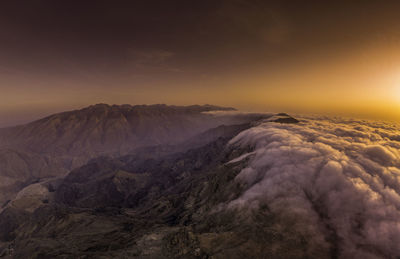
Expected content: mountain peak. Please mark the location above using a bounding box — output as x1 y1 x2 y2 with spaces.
88 103 112 109
0 104 240 157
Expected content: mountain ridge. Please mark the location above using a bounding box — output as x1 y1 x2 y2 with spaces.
0 105 306 258
0 104 268 206
0 104 237 155
0 103 236 131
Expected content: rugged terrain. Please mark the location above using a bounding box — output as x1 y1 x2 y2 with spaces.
0 104 265 206
1 105 398 258
0 115 311 258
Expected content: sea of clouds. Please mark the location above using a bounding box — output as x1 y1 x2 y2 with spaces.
228 116 400 258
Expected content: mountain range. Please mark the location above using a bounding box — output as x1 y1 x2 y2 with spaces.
0 104 305 258
0 104 264 206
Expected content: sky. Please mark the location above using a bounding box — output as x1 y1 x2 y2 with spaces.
1 0 400 126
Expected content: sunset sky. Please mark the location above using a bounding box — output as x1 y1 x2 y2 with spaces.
1 0 400 126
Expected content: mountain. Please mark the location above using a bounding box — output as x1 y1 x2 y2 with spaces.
0 119 308 258
0 104 237 156
0 104 269 208
1 106 398 258
0 105 310 258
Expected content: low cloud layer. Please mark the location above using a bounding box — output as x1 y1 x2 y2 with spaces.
228 117 400 258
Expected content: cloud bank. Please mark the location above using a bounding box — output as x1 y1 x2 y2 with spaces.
228 117 400 258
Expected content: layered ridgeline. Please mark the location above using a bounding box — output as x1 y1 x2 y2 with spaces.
0 104 268 206
4 108 399 258
3 114 400 258
0 113 300 258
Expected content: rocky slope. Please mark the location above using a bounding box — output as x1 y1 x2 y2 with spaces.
0 104 265 206
0 149 67 208
2 111 397 258
0 118 313 258
0 104 238 156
